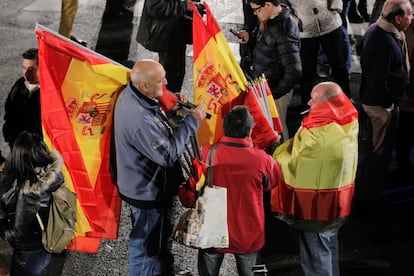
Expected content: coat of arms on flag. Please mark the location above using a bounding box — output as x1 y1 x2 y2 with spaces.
191 2 282 150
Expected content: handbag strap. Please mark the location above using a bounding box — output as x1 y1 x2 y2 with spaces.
205 144 218 188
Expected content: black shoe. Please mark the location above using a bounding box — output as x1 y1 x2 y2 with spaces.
70 36 88 47
348 13 364 24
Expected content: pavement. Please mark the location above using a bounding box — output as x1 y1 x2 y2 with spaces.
1 0 414 275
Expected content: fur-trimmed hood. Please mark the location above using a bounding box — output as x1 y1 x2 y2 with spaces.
19 150 64 196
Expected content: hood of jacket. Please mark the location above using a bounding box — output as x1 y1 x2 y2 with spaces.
19 150 64 196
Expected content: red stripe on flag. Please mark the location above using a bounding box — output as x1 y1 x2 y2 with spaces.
271 181 355 221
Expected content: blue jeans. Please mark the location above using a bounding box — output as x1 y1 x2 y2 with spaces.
298 228 340 276
10 248 52 276
198 249 258 276
128 205 174 276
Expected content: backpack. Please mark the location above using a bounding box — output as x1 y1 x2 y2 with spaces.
36 185 77 253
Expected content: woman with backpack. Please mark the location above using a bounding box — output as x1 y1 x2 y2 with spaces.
0 131 65 276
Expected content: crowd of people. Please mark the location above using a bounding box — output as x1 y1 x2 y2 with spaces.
0 0 414 275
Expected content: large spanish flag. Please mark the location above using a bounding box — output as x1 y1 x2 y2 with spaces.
192 3 281 149
271 92 359 221
192 2 248 146
36 25 130 253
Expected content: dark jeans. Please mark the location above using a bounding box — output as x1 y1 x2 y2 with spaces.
10 248 52 276
300 27 351 103
299 229 340 276
128 204 174 276
198 249 258 276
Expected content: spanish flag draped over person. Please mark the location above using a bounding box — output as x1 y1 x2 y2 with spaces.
271 92 358 221
191 2 280 149
36 25 129 253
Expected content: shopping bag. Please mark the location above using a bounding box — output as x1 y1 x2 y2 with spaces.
197 185 228 248
173 185 228 249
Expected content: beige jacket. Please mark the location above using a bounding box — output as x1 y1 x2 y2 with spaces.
283 0 343 38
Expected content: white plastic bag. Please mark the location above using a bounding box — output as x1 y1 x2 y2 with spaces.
197 185 228 248
173 185 228 249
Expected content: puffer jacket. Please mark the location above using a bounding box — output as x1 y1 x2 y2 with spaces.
251 5 302 99
0 151 64 251
283 0 343 38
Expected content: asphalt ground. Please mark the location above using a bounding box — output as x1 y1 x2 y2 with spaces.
1 0 414 275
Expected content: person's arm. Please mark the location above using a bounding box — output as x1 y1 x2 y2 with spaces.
133 109 203 168
272 19 302 97
4 193 40 244
3 78 25 144
263 156 282 191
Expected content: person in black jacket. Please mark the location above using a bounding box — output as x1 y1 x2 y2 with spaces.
0 131 65 276
236 0 302 142
136 0 198 93
357 0 413 210
3 48 42 150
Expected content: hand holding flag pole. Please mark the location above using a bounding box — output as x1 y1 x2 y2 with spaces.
159 86 211 119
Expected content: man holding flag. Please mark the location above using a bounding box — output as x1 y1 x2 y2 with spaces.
113 59 206 275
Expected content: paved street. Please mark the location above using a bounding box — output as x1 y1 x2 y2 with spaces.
1 0 414 275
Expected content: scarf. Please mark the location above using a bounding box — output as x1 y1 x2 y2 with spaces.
377 16 411 76
24 81 40 95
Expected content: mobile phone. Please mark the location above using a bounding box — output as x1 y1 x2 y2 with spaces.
229 28 242 39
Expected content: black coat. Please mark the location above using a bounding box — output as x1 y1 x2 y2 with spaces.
136 0 191 52
251 6 302 99
0 151 64 251
3 77 42 148
360 23 407 107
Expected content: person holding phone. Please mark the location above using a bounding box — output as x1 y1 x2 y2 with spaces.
235 0 302 142
3 48 42 150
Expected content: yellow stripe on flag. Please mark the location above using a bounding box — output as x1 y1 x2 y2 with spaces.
274 121 359 190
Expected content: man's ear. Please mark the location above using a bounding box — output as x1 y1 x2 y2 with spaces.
137 81 147 92
395 15 403 25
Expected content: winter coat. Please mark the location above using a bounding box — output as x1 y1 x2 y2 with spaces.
0 151 64 251
251 6 302 99
360 23 407 107
3 77 42 148
202 137 282 254
283 0 343 38
136 0 191 52
113 83 200 208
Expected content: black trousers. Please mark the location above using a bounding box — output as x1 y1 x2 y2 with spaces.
299 27 351 103
159 32 187 93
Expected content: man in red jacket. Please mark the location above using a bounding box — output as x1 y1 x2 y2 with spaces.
198 105 282 276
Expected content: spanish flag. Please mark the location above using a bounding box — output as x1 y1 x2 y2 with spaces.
192 3 281 149
36 25 130 253
191 2 248 146
271 92 358 221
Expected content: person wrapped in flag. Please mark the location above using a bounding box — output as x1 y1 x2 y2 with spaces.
270 82 358 276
